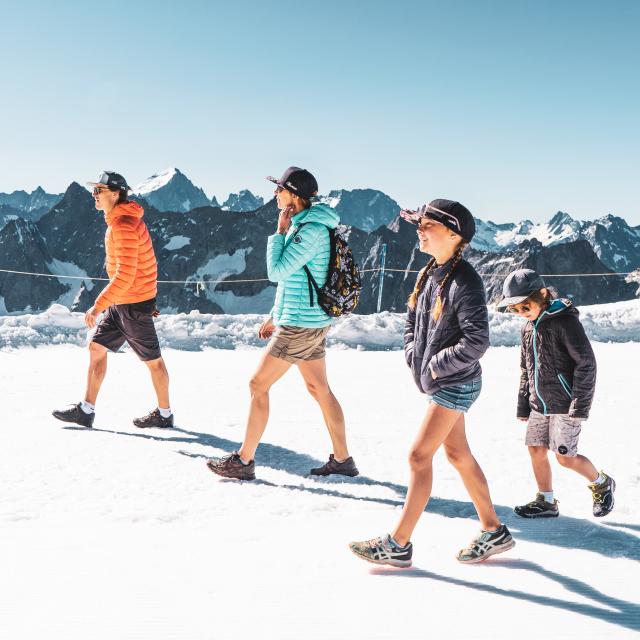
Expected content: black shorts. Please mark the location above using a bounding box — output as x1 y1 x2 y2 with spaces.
92 298 161 361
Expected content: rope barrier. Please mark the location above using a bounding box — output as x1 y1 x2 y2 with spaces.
0 266 637 285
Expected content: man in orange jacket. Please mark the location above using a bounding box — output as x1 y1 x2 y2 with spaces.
53 171 173 429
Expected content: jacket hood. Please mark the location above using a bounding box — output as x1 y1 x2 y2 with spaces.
536 298 578 324
105 201 144 225
292 202 339 230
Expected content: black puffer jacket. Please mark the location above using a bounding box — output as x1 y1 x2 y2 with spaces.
517 299 596 419
404 258 490 395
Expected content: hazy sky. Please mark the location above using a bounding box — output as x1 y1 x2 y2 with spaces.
1 0 638 223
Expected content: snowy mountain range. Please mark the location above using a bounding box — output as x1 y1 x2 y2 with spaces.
0 181 637 316
473 211 640 271
0 187 63 228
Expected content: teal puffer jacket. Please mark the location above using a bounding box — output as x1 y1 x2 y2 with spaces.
267 203 339 328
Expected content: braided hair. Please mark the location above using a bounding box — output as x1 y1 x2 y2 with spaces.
407 242 468 320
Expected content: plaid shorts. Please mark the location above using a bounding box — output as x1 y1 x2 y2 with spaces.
525 410 582 456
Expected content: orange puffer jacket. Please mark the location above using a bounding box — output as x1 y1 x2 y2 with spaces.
94 201 158 312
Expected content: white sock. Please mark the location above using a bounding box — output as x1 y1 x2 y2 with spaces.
591 472 606 486
80 401 95 414
541 491 555 503
158 407 172 418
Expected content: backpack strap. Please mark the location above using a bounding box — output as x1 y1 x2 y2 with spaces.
303 265 322 307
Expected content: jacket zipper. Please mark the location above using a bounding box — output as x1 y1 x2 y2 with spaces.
532 313 549 415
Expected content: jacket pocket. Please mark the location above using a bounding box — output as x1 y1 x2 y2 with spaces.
557 373 572 398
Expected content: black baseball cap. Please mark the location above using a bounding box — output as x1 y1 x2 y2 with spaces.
496 269 546 310
266 166 318 200
86 171 130 192
400 199 476 243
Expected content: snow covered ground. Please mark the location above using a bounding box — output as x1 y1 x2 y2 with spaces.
1 340 638 639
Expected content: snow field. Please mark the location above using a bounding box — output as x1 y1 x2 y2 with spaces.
0 344 638 639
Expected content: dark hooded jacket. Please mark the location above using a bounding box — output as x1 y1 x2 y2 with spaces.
517 299 596 420
404 258 490 395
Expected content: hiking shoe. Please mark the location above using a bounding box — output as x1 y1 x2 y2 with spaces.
514 493 560 518
310 454 359 477
206 452 255 481
588 472 616 518
52 403 95 428
349 534 413 568
133 409 174 429
457 524 515 564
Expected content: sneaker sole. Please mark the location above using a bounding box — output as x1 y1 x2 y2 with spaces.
52 413 93 428
206 460 255 481
514 508 559 519
457 538 516 564
310 470 360 477
348 545 412 568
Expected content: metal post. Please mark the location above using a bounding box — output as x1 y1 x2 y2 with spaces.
376 243 387 313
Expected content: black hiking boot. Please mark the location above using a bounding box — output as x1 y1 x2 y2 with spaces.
310 454 359 477
514 493 560 518
52 403 95 428
588 472 616 518
206 452 255 481
133 409 174 429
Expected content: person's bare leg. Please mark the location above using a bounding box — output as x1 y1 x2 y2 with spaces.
528 445 553 492
144 357 170 408
238 353 292 462
443 414 500 531
555 453 599 483
297 357 349 461
391 403 461 547
84 342 108 405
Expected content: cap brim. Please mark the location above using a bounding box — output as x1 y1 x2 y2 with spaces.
399 208 421 224
496 295 530 310
266 176 281 185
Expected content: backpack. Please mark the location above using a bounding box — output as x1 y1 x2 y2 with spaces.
299 223 362 317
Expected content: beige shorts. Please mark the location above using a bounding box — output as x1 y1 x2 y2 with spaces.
525 410 582 457
267 325 330 363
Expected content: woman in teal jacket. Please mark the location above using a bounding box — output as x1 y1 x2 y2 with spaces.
207 167 358 481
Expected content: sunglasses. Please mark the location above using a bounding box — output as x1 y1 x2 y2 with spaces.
92 186 110 196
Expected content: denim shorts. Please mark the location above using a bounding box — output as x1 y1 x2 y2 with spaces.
428 378 482 413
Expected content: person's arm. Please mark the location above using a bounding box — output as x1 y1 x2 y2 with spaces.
266 222 326 282
561 317 597 419
517 336 531 419
428 283 489 378
404 305 417 367
94 219 139 312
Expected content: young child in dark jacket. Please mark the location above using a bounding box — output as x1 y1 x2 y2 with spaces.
497 268 615 518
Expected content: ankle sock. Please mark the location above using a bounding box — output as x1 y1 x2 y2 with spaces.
80 401 95 414
388 535 408 549
238 455 251 466
158 407 172 418
541 491 555 503
591 472 606 486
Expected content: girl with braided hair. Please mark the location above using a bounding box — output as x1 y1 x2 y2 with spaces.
350 199 515 567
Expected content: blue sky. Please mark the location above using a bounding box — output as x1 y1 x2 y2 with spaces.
1 0 638 223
